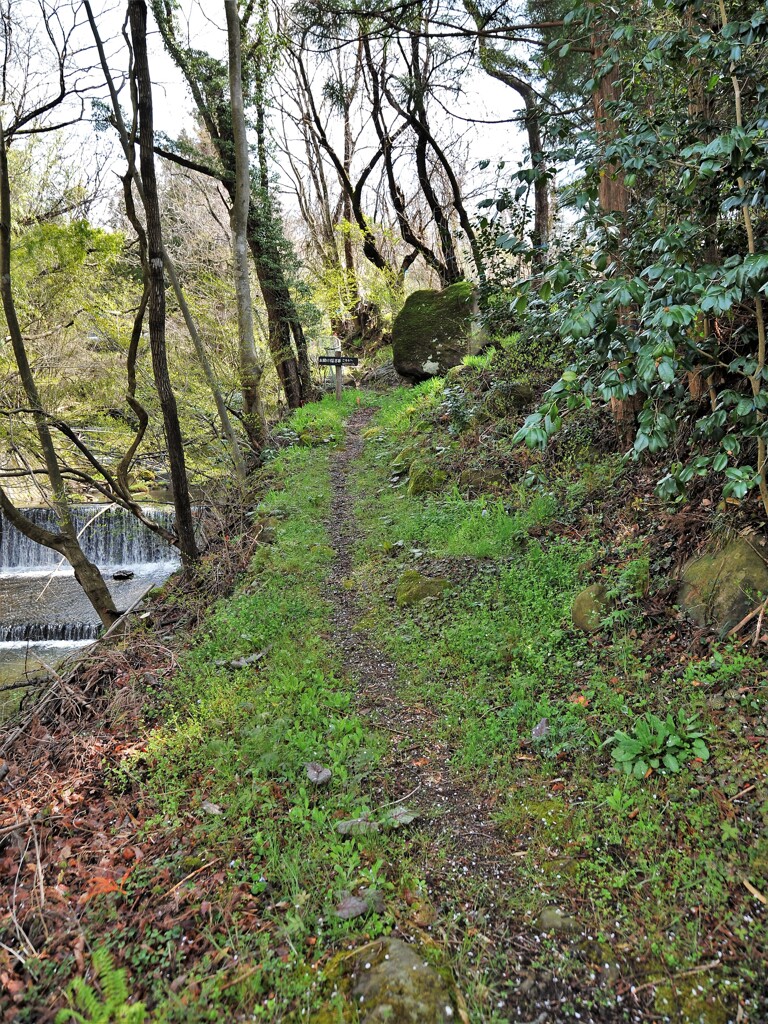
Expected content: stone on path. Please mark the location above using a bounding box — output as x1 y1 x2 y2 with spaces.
536 906 579 933
351 937 457 1023
571 582 610 632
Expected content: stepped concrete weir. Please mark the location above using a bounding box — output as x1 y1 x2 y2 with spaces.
0 505 181 711
0 504 176 572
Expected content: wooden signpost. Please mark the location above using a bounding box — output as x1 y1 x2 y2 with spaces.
319 349 359 399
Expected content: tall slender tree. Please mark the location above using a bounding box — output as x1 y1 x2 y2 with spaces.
151 0 311 408
225 0 267 449
128 0 197 561
85 0 247 479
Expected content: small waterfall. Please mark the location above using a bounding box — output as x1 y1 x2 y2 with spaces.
0 505 177 571
0 503 183 705
0 622 100 642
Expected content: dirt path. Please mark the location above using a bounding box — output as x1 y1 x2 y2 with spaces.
327 409 514 866
322 408 647 1024
323 410 538 1014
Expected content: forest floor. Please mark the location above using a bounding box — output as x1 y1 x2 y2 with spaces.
1 385 767 1023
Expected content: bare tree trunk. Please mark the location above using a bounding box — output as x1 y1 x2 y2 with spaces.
362 36 450 284
592 60 628 218
717 0 768 515
151 0 308 409
164 245 249 478
251 16 312 406
291 40 396 277
225 0 267 451
341 86 358 310
0 121 119 627
128 0 197 562
375 28 483 282
84 1 246 482
466 3 550 275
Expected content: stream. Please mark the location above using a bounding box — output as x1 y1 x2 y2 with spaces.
0 505 179 719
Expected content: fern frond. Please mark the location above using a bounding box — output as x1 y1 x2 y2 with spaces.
54 949 146 1024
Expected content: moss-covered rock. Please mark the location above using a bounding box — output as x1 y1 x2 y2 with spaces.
444 363 475 382
678 536 768 634
350 938 457 1023
482 381 534 418
540 857 578 880
458 466 506 492
298 423 335 447
390 446 418 473
572 583 610 632
576 939 621 987
396 570 450 607
406 461 447 496
392 281 484 382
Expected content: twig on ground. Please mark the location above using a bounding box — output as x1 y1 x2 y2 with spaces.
218 965 261 992
24 812 47 926
0 940 26 965
752 596 768 648
0 677 47 694
101 582 158 641
630 959 722 996
12 838 37 957
163 859 220 901
374 720 412 736
727 595 768 637
732 784 756 801
377 784 421 811
743 878 767 904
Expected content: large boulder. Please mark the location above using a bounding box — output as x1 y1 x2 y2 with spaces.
458 466 506 492
678 536 768 634
406 460 447 496
392 281 484 382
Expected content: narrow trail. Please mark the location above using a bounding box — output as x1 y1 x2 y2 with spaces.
322 408 645 1024
324 408 530 997
326 408 513 873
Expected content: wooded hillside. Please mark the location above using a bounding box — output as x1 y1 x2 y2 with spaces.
0 1 767 1022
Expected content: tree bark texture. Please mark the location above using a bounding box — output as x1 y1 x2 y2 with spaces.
225 0 267 450
128 0 198 562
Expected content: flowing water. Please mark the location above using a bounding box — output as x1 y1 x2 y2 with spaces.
0 505 180 721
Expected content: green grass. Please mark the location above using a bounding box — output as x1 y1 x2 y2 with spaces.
73 392 418 1023
343 383 768 1017
57 381 768 1022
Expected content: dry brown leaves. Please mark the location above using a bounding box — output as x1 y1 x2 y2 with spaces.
0 503 271 1019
